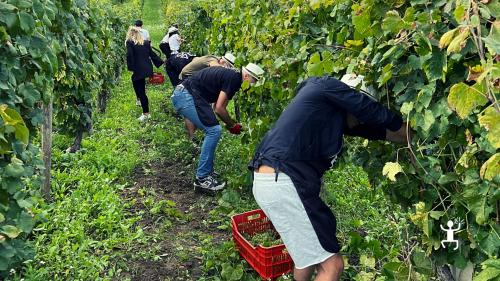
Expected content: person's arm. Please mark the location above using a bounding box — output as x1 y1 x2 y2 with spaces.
345 113 409 144
324 79 402 132
214 91 235 127
126 42 134 71
149 44 163 68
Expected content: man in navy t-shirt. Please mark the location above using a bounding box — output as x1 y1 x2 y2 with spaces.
249 76 409 281
171 63 264 193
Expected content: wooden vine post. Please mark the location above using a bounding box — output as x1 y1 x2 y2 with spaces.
41 97 53 201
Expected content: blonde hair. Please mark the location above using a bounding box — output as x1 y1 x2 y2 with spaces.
125 26 144 46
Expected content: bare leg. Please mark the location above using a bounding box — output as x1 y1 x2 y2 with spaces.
185 118 196 139
315 255 344 281
294 265 315 281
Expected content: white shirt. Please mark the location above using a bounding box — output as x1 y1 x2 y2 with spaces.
140 29 150 41
168 34 181 54
161 34 169 43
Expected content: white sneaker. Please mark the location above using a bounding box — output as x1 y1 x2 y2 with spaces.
137 114 151 122
136 100 141 106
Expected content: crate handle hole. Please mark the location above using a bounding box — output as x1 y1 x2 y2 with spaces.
247 213 261 220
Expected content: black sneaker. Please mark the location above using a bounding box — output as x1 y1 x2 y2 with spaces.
194 175 225 194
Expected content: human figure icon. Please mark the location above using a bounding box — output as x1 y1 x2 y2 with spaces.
440 220 460 250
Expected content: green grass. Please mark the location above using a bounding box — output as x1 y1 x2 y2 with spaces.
10 69 180 280
141 0 167 44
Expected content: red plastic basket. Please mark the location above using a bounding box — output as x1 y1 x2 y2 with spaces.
231 209 293 280
148 72 164 84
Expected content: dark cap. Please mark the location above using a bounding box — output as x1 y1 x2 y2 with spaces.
135 20 143 27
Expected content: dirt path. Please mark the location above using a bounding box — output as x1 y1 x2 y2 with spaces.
116 158 229 281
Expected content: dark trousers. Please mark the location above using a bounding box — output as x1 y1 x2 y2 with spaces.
132 78 149 113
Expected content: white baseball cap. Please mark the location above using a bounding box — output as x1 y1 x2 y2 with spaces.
168 26 178 33
222 53 236 67
242 63 264 80
340 73 378 101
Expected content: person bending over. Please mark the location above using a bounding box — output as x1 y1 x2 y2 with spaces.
178 53 237 140
249 75 409 281
172 64 264 193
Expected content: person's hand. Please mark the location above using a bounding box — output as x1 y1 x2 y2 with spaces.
386 122 411 144
227 123 242 134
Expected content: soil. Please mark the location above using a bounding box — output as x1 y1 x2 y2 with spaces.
115 160 229 281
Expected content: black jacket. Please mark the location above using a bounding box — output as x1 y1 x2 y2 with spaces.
249 76 403 254
250 76 403 176
126 40 163 81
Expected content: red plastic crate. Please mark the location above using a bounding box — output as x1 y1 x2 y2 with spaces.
231 209 293 280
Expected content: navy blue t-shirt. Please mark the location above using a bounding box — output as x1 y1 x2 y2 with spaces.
186 67 242 102
183 67 243 127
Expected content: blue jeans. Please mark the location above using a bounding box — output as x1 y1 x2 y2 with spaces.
171 86 222 179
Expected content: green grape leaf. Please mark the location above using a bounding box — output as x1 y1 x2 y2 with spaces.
417 109 435 132
4 157 25 178
401 101 414 115
479 232 500 257
1 225 21 239
423 50 447 82
17 211 34 233
0 104 29 144
382 10 404 34
473 259 500 281
411 250 432 275
486 0 500 18
447 82 488 119
479 106 500 149
483 21 500 55
360 254 376 269
447 28 469 54
474 267 500 281
439 28 457 49
480 153 500 181
456 144 479 173
18 12 35 33
468 185 493 225
377 64 393 86
0 3 17 11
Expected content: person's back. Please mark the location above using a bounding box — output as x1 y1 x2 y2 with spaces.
257 76 401 165
127 40 155 79
186 67 242 103
126 25 163 121
165 52 196 86
180 55 219 80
